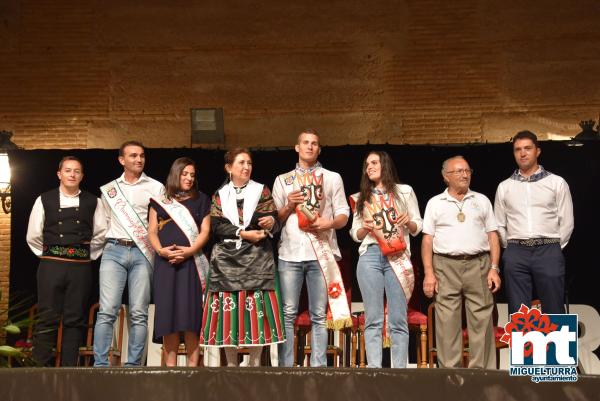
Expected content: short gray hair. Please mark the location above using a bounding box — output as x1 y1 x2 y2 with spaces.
442 155 466 173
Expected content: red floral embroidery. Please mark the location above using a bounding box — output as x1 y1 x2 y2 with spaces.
328 282 342 299
500 304 558 357
67 248 75 256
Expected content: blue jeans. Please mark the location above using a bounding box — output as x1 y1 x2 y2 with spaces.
357 245 409 368
277 259 328 367
93 241 153 366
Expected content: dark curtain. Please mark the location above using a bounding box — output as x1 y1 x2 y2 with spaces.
8 142 599 313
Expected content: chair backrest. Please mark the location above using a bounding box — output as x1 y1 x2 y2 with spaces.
26 304 37 344
85 303 100 347
83 302 126 365
24 303 63 367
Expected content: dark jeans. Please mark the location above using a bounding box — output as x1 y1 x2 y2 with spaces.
503 242 565 315
33 258 91 366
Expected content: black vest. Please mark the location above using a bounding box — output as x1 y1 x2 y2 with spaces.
41 188 97 245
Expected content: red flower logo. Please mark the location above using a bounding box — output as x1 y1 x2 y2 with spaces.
500 304 558 357
328 282 342 299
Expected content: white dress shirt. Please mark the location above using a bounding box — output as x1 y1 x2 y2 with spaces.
102 172 165 240
273 166 350 262
423 189 497 255
350 184 423 256
26 189 108 260
494 167 574 249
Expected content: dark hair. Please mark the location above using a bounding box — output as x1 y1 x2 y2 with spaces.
119 140 145 157
221 148 252 187
165 157 198 199
512 131 539 148
224 148 252 167
58 156 83 172
356 151 405 217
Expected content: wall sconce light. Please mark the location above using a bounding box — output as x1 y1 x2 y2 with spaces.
0 130 18 214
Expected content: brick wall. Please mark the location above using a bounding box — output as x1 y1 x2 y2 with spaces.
1 0 600 310
1 0 598 150
0 212 9 335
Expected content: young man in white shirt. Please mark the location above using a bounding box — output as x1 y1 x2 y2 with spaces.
422 156 501 369
26 156 107 366
494 131 574 314
93 141 164 367
272 129 350 367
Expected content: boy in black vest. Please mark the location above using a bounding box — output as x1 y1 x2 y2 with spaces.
26 156 107 366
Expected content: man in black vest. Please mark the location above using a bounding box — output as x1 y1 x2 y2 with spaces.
26 156 107 366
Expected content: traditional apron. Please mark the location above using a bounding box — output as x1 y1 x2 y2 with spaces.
101 180 154 264
150 197 210 292
350 192 415 346
292 168 352 330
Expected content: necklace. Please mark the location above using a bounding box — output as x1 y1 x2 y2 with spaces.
233 183 248 194
175 190 191 199
454 200 466 222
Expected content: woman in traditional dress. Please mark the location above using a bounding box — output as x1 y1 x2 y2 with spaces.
349 151 423 368
200 148 285 367
148 157 211 367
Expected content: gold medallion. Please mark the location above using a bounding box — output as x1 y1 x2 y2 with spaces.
457 212 466 222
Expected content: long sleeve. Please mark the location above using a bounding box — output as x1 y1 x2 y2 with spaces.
90 198 108 260
26 196 44 256
100 195 112 233
272 175 286 210
330 173 350 218
494 184 508 248
210 192 240 240
254 186 280 234
404 186 423 237
349 210 363 243
557 179 574 249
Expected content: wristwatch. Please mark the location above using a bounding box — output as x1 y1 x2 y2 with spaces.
489 264 500 272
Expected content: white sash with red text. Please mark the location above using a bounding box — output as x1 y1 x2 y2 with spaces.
151 197 209 292
101 180 154 264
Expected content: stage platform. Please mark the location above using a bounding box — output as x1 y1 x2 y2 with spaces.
1 367 598 401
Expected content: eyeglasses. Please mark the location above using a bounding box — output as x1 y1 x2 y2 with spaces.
445 169 473 175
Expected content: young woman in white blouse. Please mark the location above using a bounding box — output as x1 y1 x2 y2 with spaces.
350 151 423 368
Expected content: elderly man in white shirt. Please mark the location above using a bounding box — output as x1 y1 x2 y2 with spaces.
422 155 501 369
273 129 350 367
494 130 574 315
93 141 164 367
26 156 107 366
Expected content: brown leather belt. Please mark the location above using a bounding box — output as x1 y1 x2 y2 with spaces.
108 238 136 247
434 252 487 261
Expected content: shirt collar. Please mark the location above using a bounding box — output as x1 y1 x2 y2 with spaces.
440 188 474 202
59 188 81 198
511 165 550 182
117 172 148 185
295 161 322 175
